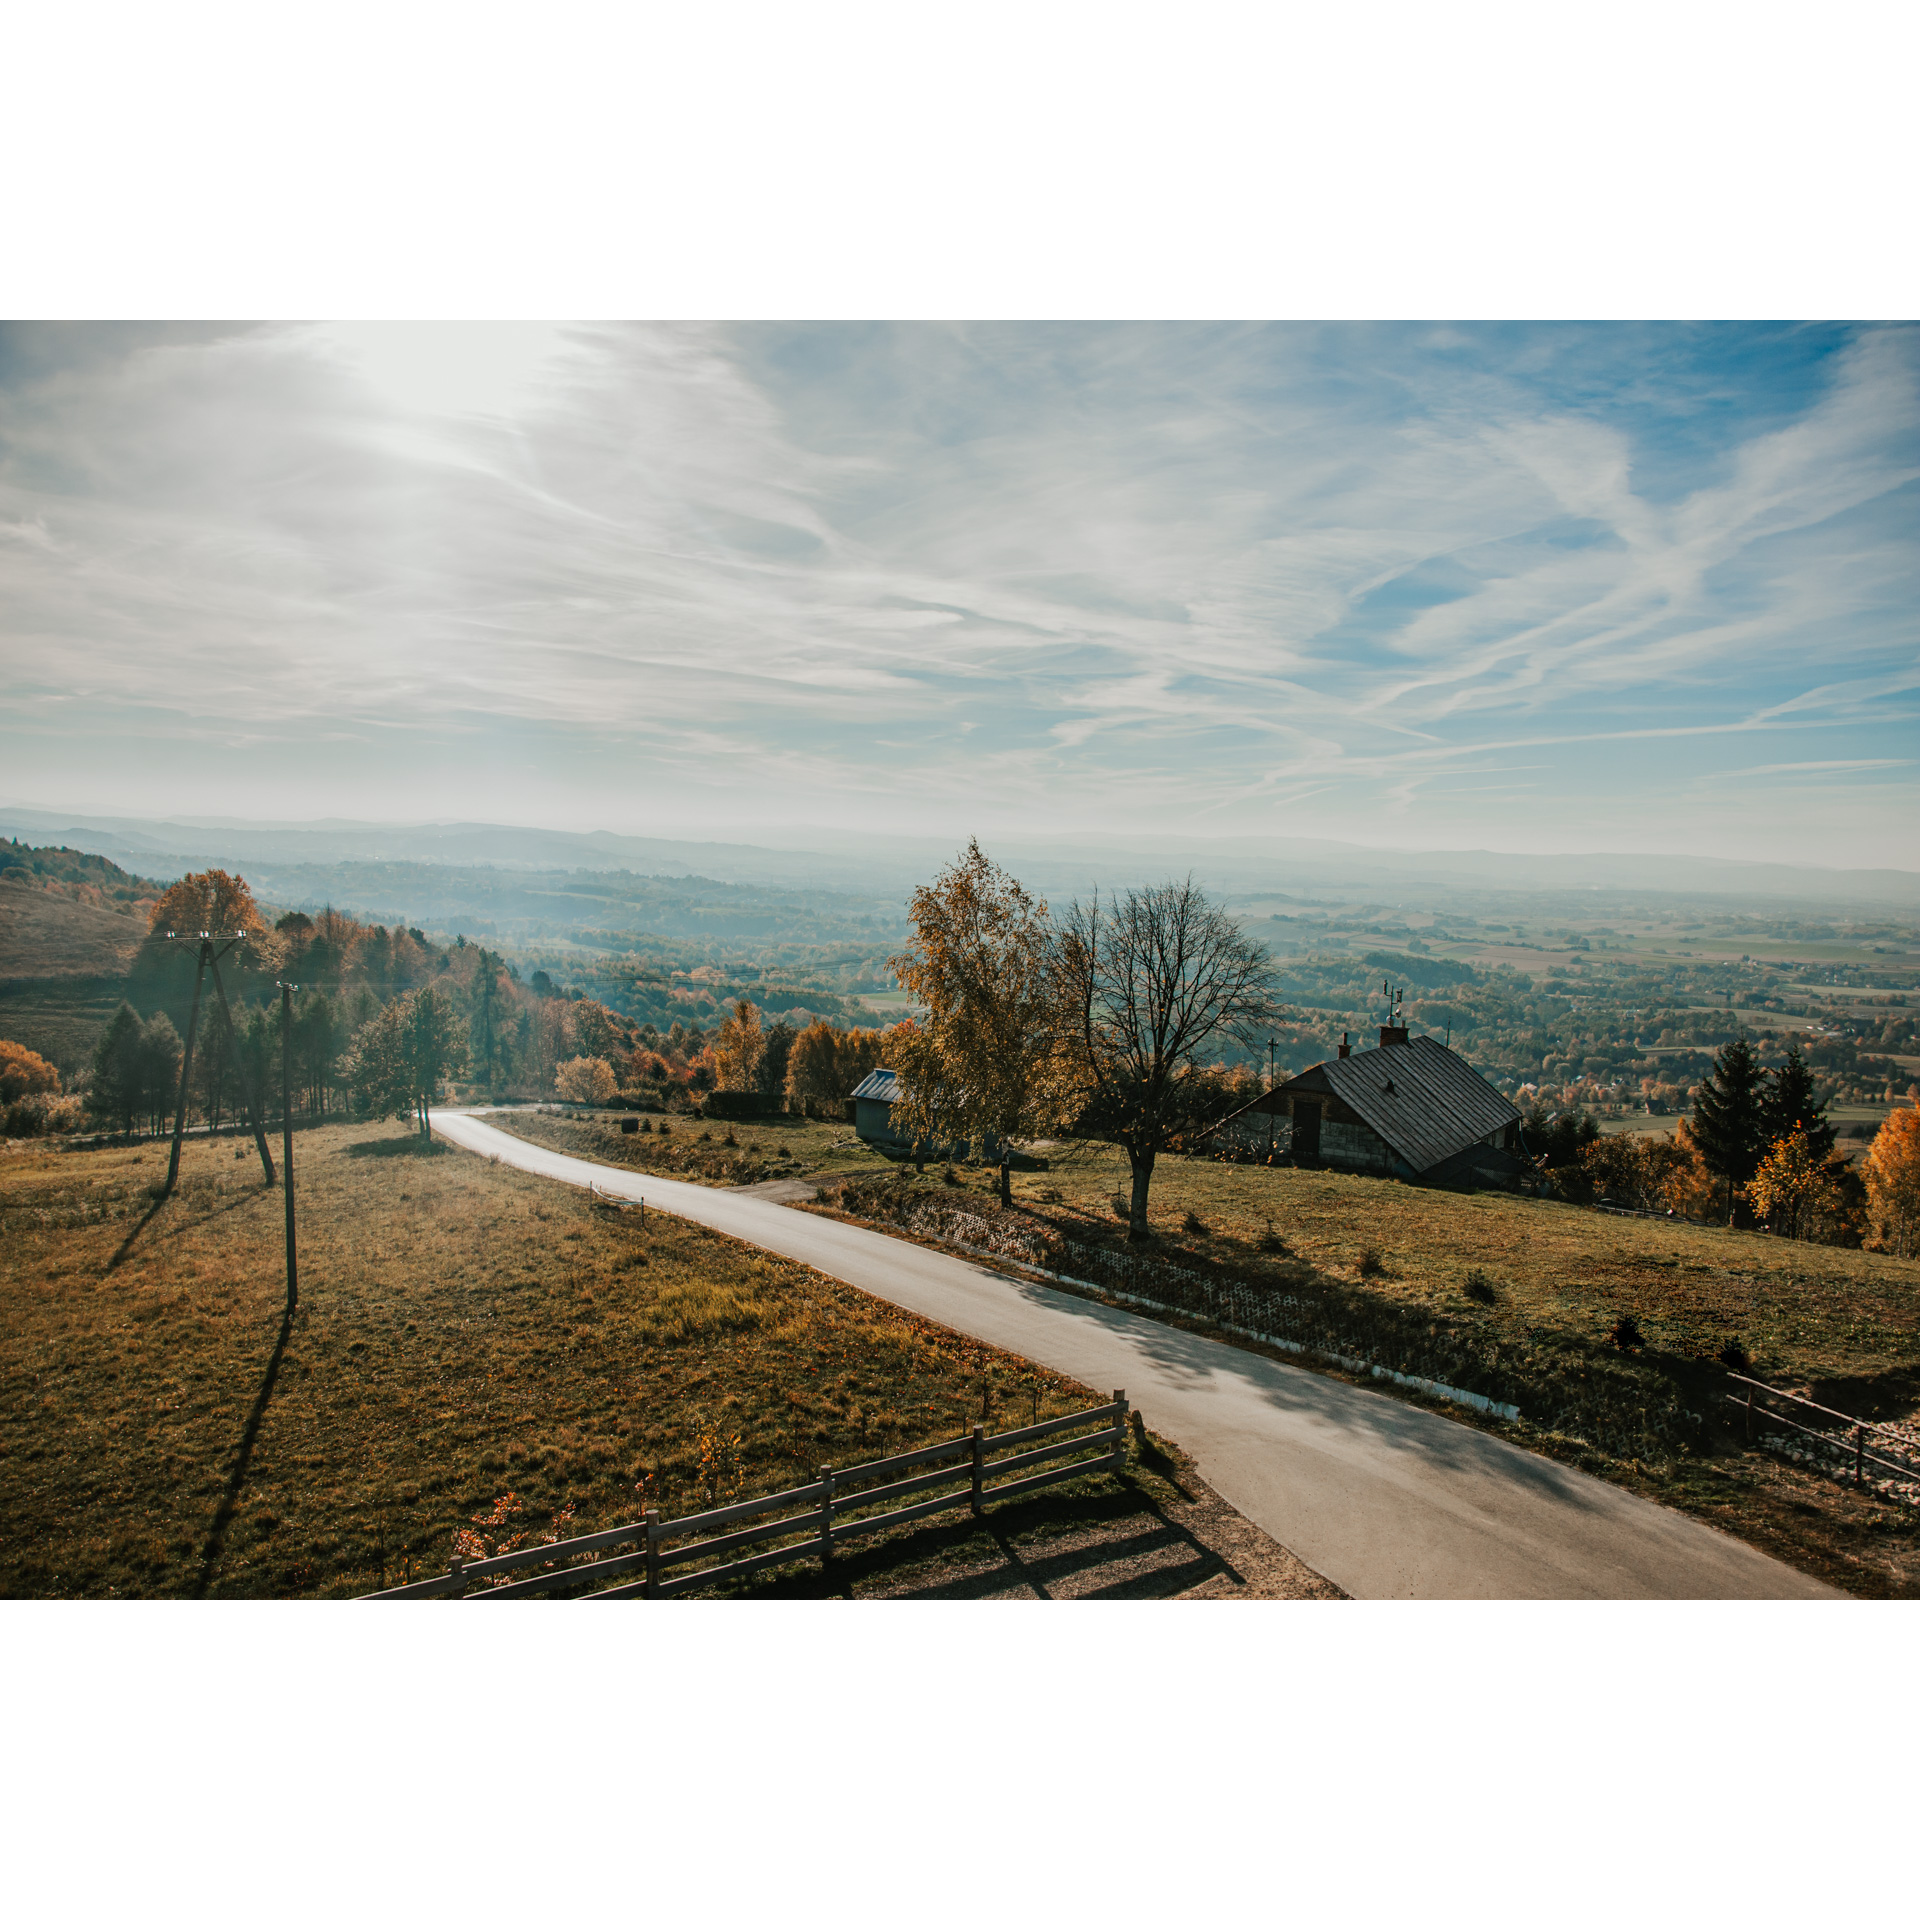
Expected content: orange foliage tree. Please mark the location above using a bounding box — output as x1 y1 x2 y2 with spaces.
142 868 276 971
1865 1105 1920 1257
0 1040 59 1104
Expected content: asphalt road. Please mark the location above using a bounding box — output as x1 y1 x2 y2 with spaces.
433 1109 1836 1600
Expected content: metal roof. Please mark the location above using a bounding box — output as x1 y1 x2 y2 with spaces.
1294 1036 1520 1175
850 1068 900 1103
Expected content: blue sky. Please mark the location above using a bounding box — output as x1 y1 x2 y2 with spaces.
1 320 1914 867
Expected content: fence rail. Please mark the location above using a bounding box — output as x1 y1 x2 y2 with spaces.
363 1391 1129 1601
1727 1372 1920 1492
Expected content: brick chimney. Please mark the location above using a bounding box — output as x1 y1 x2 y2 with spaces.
1337 1032 1350 1059
1379 1023 1409 1047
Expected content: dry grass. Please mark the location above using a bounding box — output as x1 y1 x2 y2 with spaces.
0 1121 1104 1598
487 1107 886 1189
1001 1144 1920 1397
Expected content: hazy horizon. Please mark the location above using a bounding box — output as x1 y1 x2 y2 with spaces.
4 321 1916 868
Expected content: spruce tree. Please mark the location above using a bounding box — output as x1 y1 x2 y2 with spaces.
86 1004 144 1137
1764 1045 1834 1159
1691 1037 1769 1221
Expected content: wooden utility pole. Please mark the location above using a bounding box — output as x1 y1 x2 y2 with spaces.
163 931 273 1193
164 937 210 1197
208 948 275 1186
279 981 299 1313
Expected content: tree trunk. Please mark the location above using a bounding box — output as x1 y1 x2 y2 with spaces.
1128 1145 1155 1240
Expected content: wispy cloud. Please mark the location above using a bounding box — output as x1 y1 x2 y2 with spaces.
0 320 1914 865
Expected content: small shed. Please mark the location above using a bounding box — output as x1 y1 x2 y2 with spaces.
850 1067 909 1147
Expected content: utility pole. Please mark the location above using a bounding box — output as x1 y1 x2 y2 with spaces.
163 930 274 1194
279 980 300 1313
1267 1036 1276 1157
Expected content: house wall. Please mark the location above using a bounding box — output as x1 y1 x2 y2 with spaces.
854 1096 907 1145
1318 1116 1406 1176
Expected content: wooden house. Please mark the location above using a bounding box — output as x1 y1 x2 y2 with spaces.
1210 1025 1530 1189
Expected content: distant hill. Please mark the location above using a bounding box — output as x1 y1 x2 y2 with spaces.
0 841 163 982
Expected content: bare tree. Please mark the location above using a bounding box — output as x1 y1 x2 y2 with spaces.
1058 878 1282 1239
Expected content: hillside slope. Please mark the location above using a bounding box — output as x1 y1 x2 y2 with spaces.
0 868 155 980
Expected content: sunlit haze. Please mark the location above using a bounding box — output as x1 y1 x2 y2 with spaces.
3 321 1915 869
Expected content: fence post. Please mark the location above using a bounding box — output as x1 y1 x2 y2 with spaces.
448 1556 469 1598
970 1425 985 1517
818 1468 836 1564
1854 1424 1864 1488
643 1509 660 1598
1111 1389 1128 1473
1745 1385 1753 1445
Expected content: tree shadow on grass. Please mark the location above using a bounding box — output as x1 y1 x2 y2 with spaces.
191 1310 294 1598
346 1136 453 1160
108 1194 169 1269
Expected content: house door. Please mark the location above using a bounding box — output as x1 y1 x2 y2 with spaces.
1293 1099 1321 1160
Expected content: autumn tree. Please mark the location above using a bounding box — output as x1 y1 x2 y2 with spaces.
713 999 765 1092
0 1040 59 1105
1058 878 1283 1239
785 1020 888 1115
1689 1038 1770 1223
141 868 276 972
1865 1105 1920 1257
555 1054 617 1104
1744 1126 1837 1241
888 841 1076 1203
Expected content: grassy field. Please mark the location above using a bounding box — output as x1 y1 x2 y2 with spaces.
0 1120 1127 1599
486 1110 1920 1594
491 1106 890 1187
489 1111 1920 1398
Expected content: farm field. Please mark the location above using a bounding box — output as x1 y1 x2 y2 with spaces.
0 1121 1186 1599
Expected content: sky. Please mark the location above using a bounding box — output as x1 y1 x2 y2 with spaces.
1 320 1915 869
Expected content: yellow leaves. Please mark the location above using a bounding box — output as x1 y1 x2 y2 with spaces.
713 999 764 1092
1744 1124 1855 1243
1864 1103 1920 1257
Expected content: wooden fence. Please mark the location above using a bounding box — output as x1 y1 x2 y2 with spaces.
363 1390 1130 1600
1729 1372 1920 1494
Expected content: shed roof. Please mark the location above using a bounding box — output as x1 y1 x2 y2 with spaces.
1288 1036 1519 1175
850 1068 900 1103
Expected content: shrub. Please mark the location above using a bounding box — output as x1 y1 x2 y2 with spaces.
1609 1314 1645 1350
1717 1338 1749 1371
0 1040 59 1105
1182 1209 1209 1235
554 1055 617 1105
1356 1246 1385 1278
1258 1222 1286 1254
1110 1191 1129 1221
1463 1270 1499 1305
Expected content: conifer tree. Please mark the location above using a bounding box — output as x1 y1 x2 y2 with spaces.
1690 1037 1769 1222
86 1004 145 1136
1763 1044 1833 1159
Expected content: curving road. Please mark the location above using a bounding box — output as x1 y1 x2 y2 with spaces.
433 1110 1835 1600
